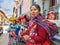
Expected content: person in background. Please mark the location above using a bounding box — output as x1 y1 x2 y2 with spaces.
44 10 57 45
45 10 57 39
47 10 56 20
8 16 20 45
17 14 30 45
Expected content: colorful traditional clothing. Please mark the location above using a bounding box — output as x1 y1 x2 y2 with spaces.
21 16 51 45
44 10 57 45
18 15 30 45
8 23 20 44
18 22 28 41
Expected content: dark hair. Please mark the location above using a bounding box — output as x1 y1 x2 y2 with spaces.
31 4 41 11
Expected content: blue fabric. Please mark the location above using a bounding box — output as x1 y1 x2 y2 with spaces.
15 28 20 35
8 32 10 38
12 37 16 43
49 23 57 40
18 36 23 42
9 23 20 35
51 23 56 26
8 23 20 43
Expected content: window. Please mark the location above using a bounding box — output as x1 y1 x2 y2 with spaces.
50 0 55 7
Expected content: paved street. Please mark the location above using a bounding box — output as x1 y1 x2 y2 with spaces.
0 33 8 45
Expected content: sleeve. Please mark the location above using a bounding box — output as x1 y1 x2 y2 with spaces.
28 25 48 43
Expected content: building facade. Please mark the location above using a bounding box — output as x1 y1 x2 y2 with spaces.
33 0 60 19
0 9 8 26
13 0 32 17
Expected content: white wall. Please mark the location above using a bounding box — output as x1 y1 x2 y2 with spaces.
59 7 60 20
34 0 43 13
3 26 8 33
57 0 60 4
44 0 50 11
22 0 32 14
34 0 50 14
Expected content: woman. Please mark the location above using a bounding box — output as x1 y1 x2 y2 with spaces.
8 16 20 45
21 4 51 45
17 14 30 45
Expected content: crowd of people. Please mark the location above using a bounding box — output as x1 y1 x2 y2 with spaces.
7 4 57 45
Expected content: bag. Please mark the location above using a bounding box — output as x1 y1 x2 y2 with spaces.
44 20 57 40
35 19 57 40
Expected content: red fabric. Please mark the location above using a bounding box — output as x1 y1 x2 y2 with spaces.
8 38 12 43
17 15 30 22
39 16 44 21
10 32 13 36
51 26 57 31
54 18 56 20
45 20 57 31
22 16 51 45
45 20 53 26
13 32 17 39
26 42 41 45
43 37 51 45
24 23 51 45
10 31 17 39
30 25 48 43
43 41 51 45
26 41 51 45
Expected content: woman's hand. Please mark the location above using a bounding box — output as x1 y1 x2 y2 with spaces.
23 35 29 40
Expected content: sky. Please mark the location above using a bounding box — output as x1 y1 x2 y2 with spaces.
0 0 14 16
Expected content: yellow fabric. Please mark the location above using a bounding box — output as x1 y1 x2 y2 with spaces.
8 16 18 22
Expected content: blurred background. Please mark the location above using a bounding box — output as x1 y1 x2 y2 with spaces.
0 0 60 45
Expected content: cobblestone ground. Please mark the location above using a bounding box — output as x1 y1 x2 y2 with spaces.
0 34 60 45
0 33 8 45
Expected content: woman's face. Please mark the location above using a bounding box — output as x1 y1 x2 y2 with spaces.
30 6 40 16
48 13 56 20
21 18 26 23
11 20 16 25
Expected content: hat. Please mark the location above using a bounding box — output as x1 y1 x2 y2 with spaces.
47 10 55 15
17 14 30 22
8 16 18 22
